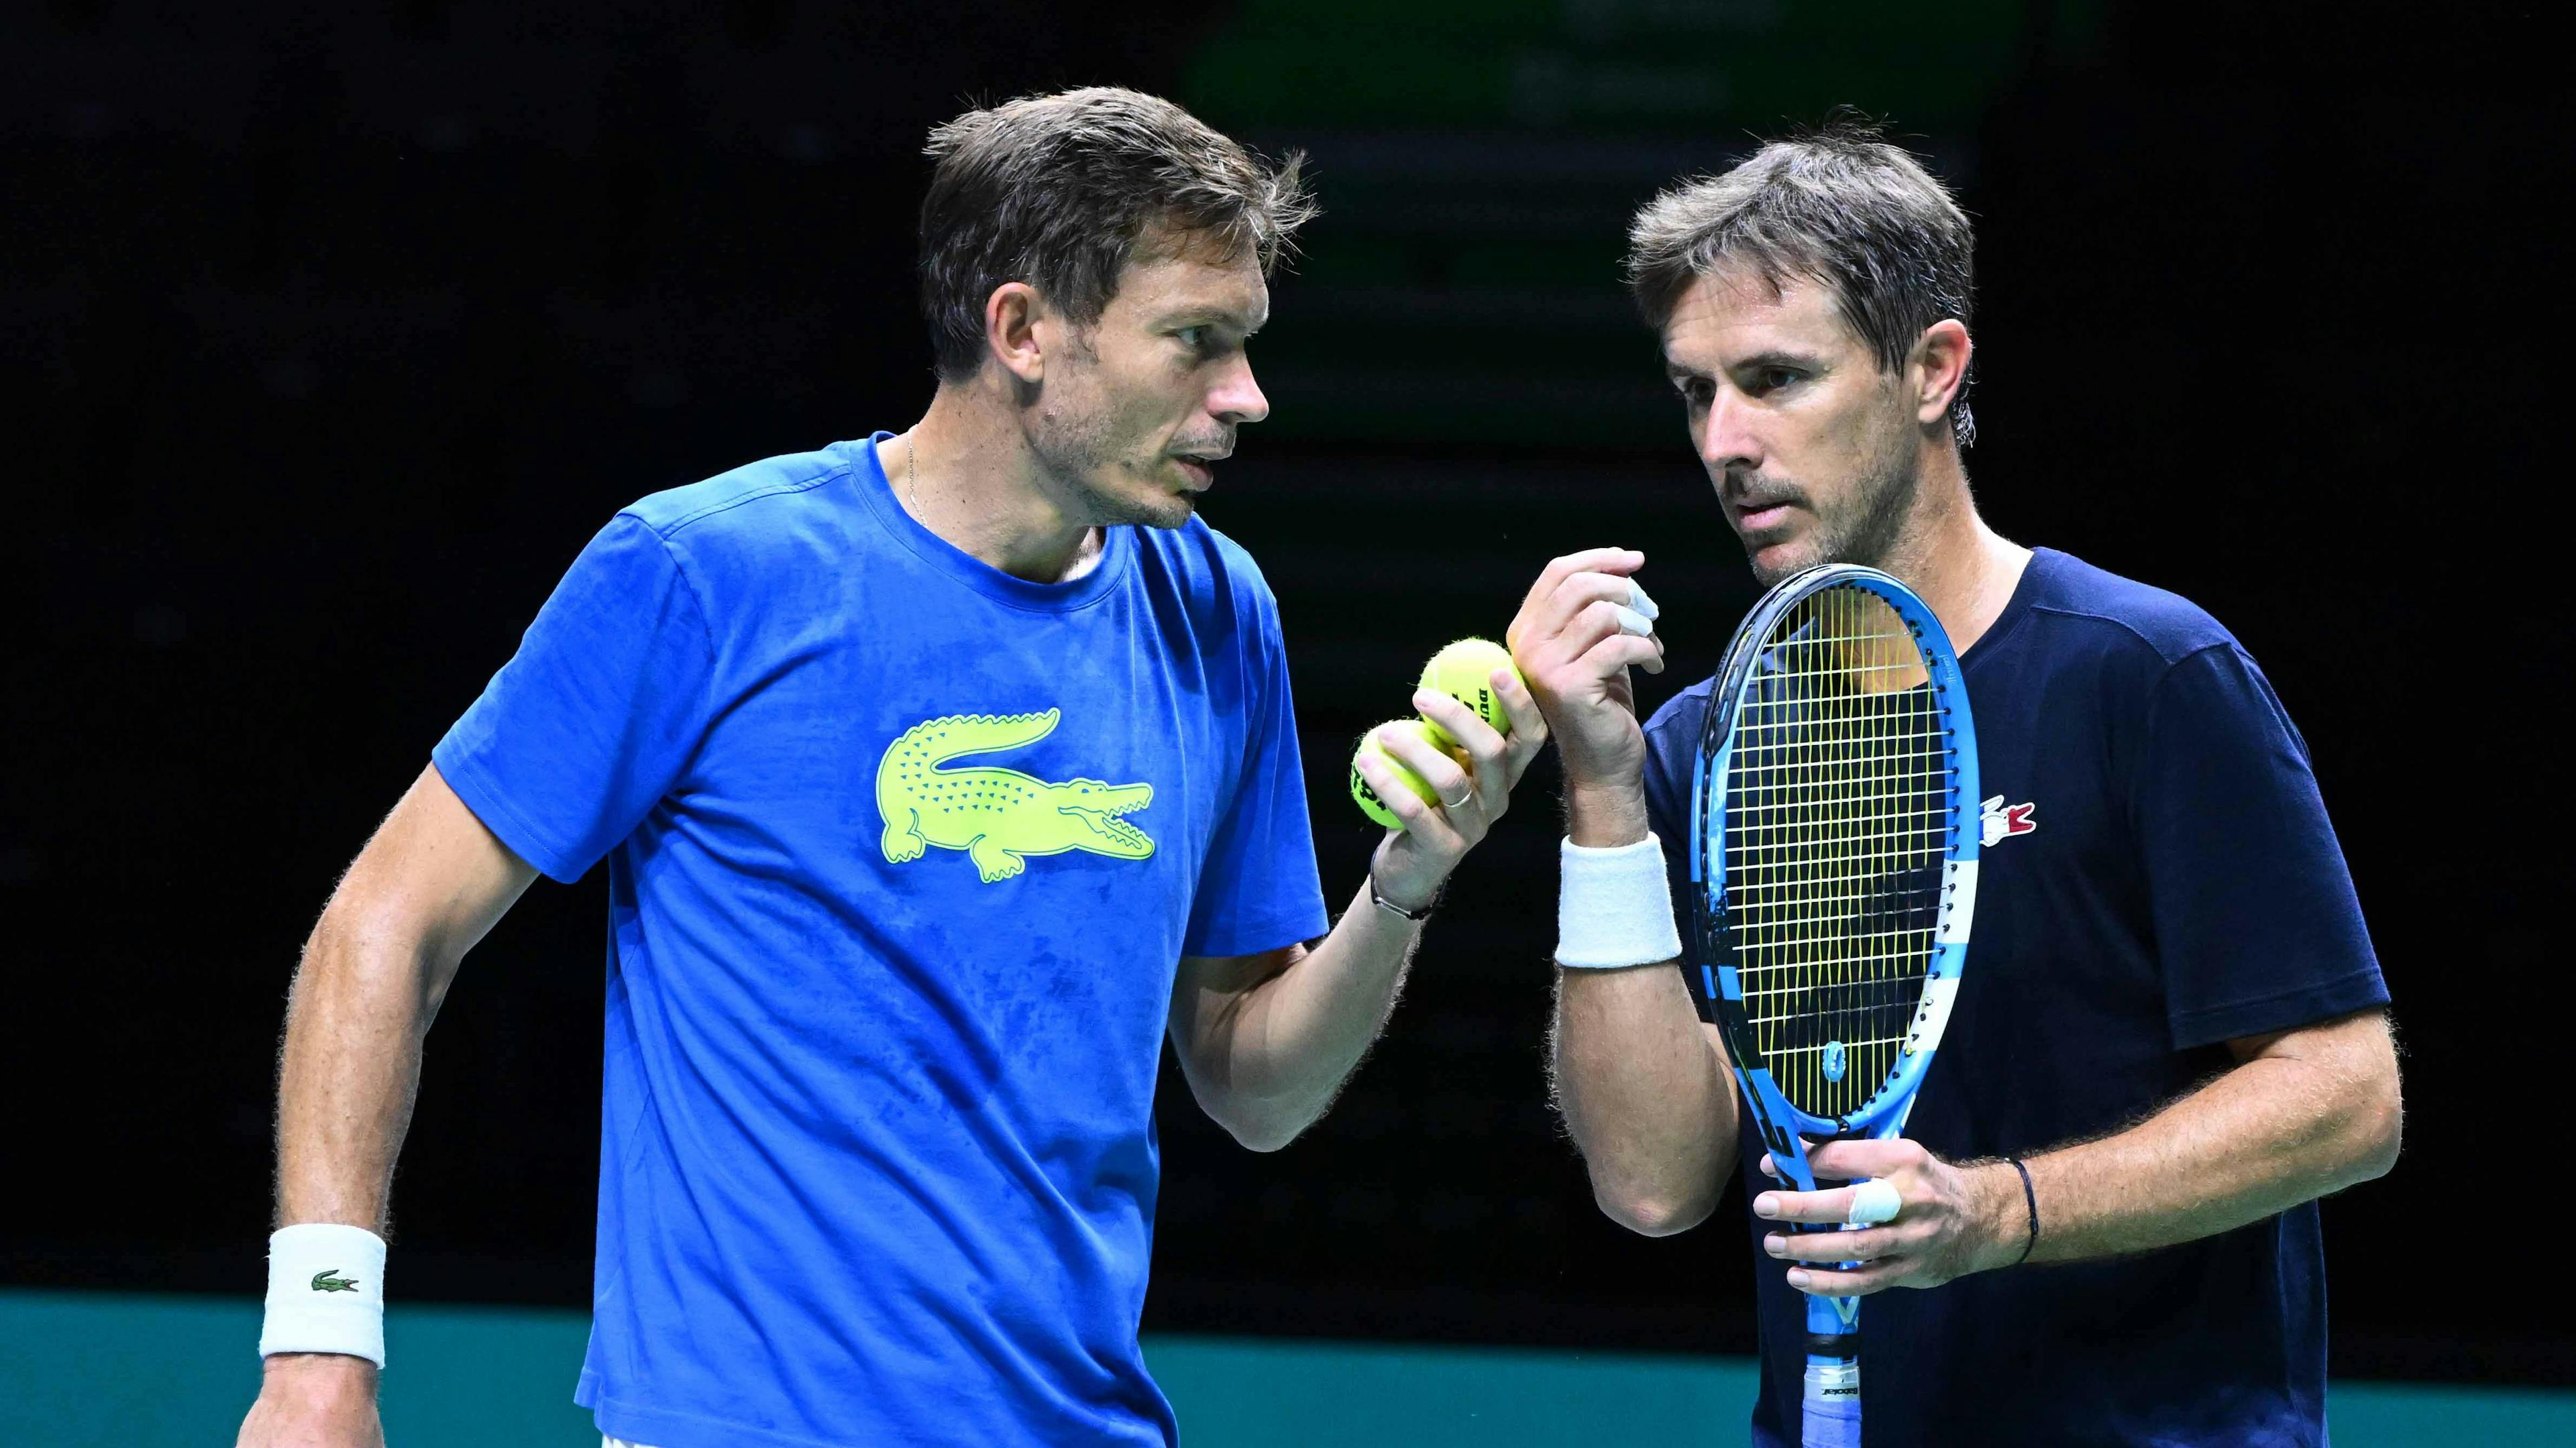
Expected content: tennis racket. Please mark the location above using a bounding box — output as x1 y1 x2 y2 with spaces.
1687 564 1980 1448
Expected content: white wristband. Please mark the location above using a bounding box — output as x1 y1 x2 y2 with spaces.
1556 834 1686 969
260 1223 388 1367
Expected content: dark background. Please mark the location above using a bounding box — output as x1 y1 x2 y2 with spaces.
5 0 2563 1390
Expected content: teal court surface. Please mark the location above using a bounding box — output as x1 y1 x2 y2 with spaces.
4 1288 2567 1445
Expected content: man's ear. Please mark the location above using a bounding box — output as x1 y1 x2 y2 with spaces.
1912 319 1972 429
984 282 1047 386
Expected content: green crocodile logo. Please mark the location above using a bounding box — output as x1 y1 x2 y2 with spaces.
310 1270 360 1293
877 709 1155 883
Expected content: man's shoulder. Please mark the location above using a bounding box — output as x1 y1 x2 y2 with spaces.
618 444 860 546
2019 548 2239 668
1134 516 1284 639
1146 514 1273 590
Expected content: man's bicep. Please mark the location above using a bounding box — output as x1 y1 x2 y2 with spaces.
1167 944 1303 1060
328 763 540 967
2225 1004 2394 1070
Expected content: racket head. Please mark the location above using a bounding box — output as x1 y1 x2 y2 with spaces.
1688 565 1980 1146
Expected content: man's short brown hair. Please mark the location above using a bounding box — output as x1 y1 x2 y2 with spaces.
918 87 1317 383
1626 116 1978 447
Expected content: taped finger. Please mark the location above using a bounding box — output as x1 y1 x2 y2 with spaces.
1845 1179 1902 1226
1627 578 1660 622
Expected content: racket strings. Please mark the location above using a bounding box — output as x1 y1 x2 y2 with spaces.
1723 583 1954 1121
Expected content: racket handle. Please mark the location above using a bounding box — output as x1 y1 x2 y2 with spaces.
1801 1357 1862 1447
1801 1284 1861 1446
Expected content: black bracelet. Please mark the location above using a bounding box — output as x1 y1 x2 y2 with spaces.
2006 1155 2039 1266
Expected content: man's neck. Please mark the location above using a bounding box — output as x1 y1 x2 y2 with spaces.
1878 446 2030 655
888 386 1104 585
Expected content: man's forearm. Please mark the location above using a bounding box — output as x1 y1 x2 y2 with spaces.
2005 1015 2402 1264
1188 881 1426 1150
1552 963 1737 1233
273 913 440 1230
1549 775 1737 1231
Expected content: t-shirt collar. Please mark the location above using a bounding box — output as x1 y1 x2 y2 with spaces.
1961 547 2055 668
844 431 1133 613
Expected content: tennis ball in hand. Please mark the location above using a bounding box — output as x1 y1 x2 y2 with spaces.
1417 638 1521 748
1350 719 1446 830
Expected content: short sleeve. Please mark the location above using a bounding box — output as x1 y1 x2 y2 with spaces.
432 514 715 884
1181 598 1330 958
2133 644 2389 1048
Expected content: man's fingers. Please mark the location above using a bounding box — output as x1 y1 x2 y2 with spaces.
1529 572 1658 655
1542 597 1660 675
1626 577 1661 623
1752 1184 1869 1225
1377 721 1472 804
1413 689 1504 766
1580 630 1666 679
1806 1139 1925 1182
1766 1227 1898 1264
1517 549 1646 618
1784 1262 1906 1298
1352 753 1463 844
1491 666 1548 780
1414 690 1512 818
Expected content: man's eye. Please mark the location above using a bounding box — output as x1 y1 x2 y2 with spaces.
1679 378 1714 408
1756 367 1801 393
1177 326 1210 349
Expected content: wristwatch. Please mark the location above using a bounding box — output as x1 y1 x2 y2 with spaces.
1368 871 1437 922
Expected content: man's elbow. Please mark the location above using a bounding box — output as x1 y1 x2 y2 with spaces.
1594 1180 1715 1238
1224 1115 1305 1154
1196 1089 1310 1154
2345 1067 2404 1184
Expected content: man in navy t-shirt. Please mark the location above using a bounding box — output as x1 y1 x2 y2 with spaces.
1512 119 2402 1445
238 91 1546 1448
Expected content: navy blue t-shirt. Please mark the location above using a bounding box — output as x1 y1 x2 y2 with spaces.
1641 549 2389 1447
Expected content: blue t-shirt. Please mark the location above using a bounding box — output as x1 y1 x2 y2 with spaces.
1642 549 2389 1447
433 435 1330 1448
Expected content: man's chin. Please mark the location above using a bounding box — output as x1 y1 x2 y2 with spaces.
1104 492 1198 531
1745 535 1819 586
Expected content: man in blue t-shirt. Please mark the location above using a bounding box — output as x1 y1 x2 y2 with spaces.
238 90 1546 1448
1514 121 2402 1444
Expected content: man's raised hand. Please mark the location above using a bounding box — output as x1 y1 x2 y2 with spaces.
1354 669 1549 911
1505 549 1665 835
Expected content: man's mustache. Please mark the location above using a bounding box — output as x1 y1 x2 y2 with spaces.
1723 474 1809 512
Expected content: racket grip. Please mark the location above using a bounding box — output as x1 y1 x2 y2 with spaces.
1801 1358 1862 1447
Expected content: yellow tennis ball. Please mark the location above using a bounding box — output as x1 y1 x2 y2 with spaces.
1349 719 1444 830
1417 637 1520 748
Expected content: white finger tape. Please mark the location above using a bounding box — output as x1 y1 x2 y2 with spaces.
260 1223 388 1366
1627 579 1661 622
1613 605 1654 637
1845 1179 1902 1226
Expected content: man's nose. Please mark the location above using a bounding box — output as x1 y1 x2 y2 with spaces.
1701 388 1758 473
1209 356 1269 426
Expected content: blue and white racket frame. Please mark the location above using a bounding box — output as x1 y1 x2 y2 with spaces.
1686 564 1980 1448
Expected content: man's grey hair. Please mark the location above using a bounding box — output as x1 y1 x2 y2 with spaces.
1626 116 1978 448
919 87 1318 384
